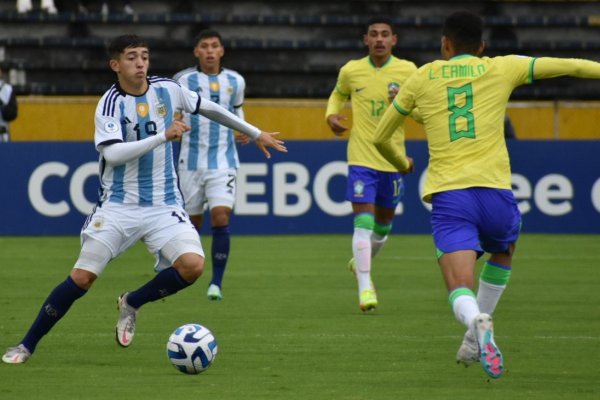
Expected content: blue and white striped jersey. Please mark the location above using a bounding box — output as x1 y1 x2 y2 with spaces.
94 76 200 207
175 67 245 171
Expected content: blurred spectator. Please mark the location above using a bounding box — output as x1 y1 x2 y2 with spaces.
0 64 18 142
76 1 88 13
16 0 57 14
76 1 133 15
101 1 133 16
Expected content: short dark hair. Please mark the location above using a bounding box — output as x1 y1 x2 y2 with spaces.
107 34 149 59
194 29 223 46
442 11 483 54
365 16 395 34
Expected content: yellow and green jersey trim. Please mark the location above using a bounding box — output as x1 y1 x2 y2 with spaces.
392 100 410 116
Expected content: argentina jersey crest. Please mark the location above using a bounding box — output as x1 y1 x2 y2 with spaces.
156 101 167 118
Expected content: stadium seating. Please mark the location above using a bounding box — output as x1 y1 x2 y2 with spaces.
0 0 599 98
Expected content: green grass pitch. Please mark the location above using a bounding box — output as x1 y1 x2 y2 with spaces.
0 234 598 399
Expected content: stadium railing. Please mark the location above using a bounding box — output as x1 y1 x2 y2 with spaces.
0 12 598 28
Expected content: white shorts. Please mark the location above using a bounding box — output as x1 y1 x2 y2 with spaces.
78 202 204 275
179 168 237 215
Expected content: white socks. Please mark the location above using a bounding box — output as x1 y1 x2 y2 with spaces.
371 233 388 258
477 280 506 315
452 293 480 328
352 228 372 292
352 229 390 292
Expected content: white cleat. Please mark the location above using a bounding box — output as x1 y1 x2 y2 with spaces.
456 328 479 366
116 293 138 347
2 344 32 364
207 284 223 301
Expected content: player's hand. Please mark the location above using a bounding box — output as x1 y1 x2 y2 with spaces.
165 120 191 141
401 157 415 174
235 133 252 145
256 131 287 159
327 114 349 136
387 86 399 103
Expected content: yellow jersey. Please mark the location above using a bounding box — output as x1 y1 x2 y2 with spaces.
377 54 535 202
375 54 600 202
326 55 417 172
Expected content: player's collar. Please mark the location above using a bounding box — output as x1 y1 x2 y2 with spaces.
449 54 476 61
368 55 394 69
115 77 150 97
197 66 224 75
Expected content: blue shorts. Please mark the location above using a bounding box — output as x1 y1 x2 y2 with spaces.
346 165 404 208
431 188 521 256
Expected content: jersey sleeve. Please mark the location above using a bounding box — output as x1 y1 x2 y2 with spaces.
233 75 246 119
173 67 192 82
533 57 600 80
94 97 123 149
233 75 246 109
391 71 420 116
499 55 536 86
175 72 187 88
100 132 167 165
325 64 350 117
373 101 411 173
372 71 419 172
335 64 351 97
179 84 202 114
198 99 260 139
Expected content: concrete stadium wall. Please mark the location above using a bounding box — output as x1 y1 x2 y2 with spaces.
10 96 600 141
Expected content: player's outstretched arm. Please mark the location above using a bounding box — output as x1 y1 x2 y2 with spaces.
534 57 600 80
197 98 263 141
233 130 286 159
255 131 287 159
235 133 251 145
196 98 286 158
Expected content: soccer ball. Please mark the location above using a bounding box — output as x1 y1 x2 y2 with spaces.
166 323 218 374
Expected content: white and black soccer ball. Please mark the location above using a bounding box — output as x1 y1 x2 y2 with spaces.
166 323 218 374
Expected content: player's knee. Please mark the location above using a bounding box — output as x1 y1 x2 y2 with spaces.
161 231 205 282
211 215 230 227
174 253 205 283
70 268 98 290
210 206 231 226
